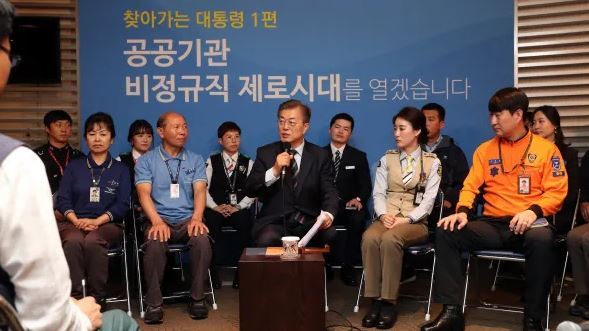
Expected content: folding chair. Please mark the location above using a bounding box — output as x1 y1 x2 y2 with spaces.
353 191 444 321
131 207 217 319
0 295 24 331
556 190 581 302
104 217 132 317
462 250 551 331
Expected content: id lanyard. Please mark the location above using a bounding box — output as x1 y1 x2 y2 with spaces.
498 133 533 174
159 147 183 199
223 155 239 205
498 133 533 195
49 146 70 176
87 156 112 203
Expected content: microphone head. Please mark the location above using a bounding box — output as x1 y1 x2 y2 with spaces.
282 142 291 151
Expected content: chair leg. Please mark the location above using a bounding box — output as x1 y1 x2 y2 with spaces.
462 257 470 314
132 215 145 318
571 294 578 307
324 267 329 312
557 252 569 302
178 251 185 282
491 260 501 291
208 269 218 310
122 234 132 317
545 293 550 331
425 253 437 321
354 270 364 313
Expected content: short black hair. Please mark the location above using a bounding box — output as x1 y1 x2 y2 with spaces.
393 106 429 144
127 119 153 143
421 103 446 121
84 112 116 138
0 0 14 40
217 121 241 138
277 99 311 123
329 113 355 131
488 87 529 114
43 110 73 127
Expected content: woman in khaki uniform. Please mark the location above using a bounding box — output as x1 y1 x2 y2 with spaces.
361 107 441 329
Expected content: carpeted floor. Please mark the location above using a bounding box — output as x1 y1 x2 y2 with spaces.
105 264 586 331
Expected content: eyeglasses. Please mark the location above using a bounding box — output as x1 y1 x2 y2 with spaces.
0 44 21 68
278 119 301 128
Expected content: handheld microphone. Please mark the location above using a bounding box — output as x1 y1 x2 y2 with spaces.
281 142 291 177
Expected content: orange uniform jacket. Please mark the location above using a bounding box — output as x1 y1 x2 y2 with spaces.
457 130 568 218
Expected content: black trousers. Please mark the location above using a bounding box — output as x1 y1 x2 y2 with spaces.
333 205 366 265
434 216 555 319
204 208 253 254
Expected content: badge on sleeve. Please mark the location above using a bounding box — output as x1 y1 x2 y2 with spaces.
518 174 531 195
551 157 561 170
89 186 100 202
170 183 180 199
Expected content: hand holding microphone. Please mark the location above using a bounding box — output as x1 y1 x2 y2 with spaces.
273 142 293 177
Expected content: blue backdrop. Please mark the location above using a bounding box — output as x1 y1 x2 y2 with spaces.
79 0 514 166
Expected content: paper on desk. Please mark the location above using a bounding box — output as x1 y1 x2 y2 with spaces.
298 211 327 247
265 247 284 256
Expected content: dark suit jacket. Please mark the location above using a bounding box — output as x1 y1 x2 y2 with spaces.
323 144 372 205
245 140 339 236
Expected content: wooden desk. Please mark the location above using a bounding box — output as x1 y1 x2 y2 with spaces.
239 248 325 331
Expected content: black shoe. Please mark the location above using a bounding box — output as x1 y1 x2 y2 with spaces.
522 316 544 331
570 295 589 317
421 305 464 331
144 305 164 324
376 303 397 329
325 264 334 281
232 269 239 289
362 300 382 328
210 267 221 289
188 299 209 320
340 264 358 287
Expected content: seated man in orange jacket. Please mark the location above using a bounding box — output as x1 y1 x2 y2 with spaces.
422 87 567 331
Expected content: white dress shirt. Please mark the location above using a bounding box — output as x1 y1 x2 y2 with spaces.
205 151 254 210
373 147 441 222
0 147 92 331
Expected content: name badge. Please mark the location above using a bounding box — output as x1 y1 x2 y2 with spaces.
229 193 238 205
170 183 180 199
413 186 425 205
89 186 100 203
518 175 531 195
345 165 355 170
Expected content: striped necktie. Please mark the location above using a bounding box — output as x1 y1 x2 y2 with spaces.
401 155 414 186
225 157 235 176
334 150 341 179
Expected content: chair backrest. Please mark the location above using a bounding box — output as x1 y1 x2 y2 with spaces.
0 295 24 331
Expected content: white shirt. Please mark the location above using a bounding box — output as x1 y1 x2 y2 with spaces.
0 147 92 331
373 147 441 222
330 143 345 162
205 151 254 210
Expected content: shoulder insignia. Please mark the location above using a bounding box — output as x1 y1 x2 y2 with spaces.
437 164 443 177
423 152 437 158
385 149 399 155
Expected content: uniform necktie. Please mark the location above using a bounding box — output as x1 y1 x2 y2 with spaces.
401 155 414 186
226 158 235 176
291 150 299 176
334 150 341 179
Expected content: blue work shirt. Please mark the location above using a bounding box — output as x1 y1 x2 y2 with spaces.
135 145 207 223
57 153 131 222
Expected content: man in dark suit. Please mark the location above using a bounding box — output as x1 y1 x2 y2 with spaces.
323 113 371 286
245 99 339 247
